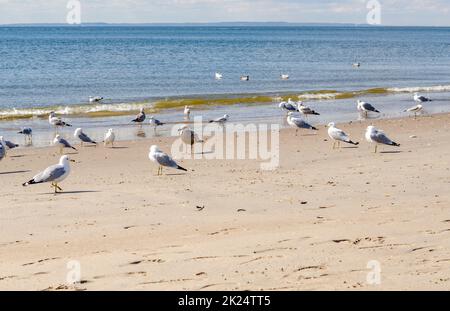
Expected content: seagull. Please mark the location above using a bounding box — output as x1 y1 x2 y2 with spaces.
23 155 74 194
149 116 165 132
132 108 146 124
89 96 103 103
178 125 204 154
327 123 359 149
18 128 33 144
240 75 250 81
365 125 400 153
1 137 19 150
0 139 5 161
149 145 187 176
357 100 380 117
53 134 77 155
49 111 72 132
103 128 115 148
184 105 191 119
280 74 289 80
404 104 423 119
414 92 431 103
74 128 97 146
215 72 223 80
279 99 298 113
209 114 229 123
287 112 318 135
352 62 361 68
297 101 320 118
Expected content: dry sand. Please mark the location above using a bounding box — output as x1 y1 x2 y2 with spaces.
0 114 449 291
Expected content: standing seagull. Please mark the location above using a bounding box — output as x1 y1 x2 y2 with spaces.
103 128 116 148
365 125 400 153
18 128 33 145
209 114 229 124
178 125 204 154
23 155 74 194
279 100 298 113
357 100 380 117
132 108 146 125
404 104 423 119
0 137 6 161
74 128 97 146
53 134 77 155
287 112 318 136
89 96 103 103
49 111 72 128
184 105 191 119
327 123 359 149
297 101 320 119
149 116 165 132
148 145 187 176
414 93 431 103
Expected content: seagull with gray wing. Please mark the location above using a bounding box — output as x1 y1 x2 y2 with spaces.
365 125 400 153
327 122 359 149
287 112 318 136
53 134 77 155
357 100 380 117
149 145 187 176
74 128 97 146
23 155 75 194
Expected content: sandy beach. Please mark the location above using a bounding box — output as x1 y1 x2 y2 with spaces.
0 113 449 291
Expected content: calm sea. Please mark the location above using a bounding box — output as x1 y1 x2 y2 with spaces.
0 26 449 145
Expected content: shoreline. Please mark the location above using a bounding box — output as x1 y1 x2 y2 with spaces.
1 113 449 290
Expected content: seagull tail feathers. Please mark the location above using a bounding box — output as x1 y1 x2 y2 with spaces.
177 165 187 172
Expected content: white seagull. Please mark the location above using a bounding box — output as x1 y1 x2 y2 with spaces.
74 128 97 146
357 100 380 117
149 145 187 176
327 123 359 149
297 101 320 118
240 75 250 81
280 74 290 80
149 116 165 132
184 105 191 119
0 137 19 150
414 92 431 103
365 125 400 153
103 128 116 148
404 104 423 118
287 112 318 136
49 111 72 132
215 72 223 80
89 96 103 103
53 134 77 155
209 114 229 123
279 99 298 113
23 155 75 194
178 125 204 154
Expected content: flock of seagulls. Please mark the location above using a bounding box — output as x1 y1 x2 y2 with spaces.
0 91 433 194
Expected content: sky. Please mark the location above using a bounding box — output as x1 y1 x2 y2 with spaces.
0 0 449 26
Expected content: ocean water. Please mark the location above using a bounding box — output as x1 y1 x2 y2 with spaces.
0 25 449 145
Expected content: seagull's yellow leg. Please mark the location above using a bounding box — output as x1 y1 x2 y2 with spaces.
55 183 63 191
338 141 341 149
374 145 378 153
332 141 336 149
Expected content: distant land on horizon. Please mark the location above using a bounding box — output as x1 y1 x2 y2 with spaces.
0 21 417 27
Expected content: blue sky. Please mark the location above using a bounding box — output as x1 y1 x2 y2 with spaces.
0 0 449 26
